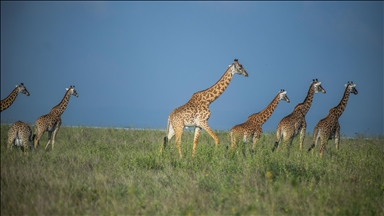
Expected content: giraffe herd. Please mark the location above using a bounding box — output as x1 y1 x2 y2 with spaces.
162 59 357 158
2 59 357 158
2 85 78 154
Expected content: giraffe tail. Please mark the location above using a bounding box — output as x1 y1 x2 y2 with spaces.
162 117 170 150
272 127 281 152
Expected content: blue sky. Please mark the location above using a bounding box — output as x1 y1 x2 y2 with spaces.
1 1 383 137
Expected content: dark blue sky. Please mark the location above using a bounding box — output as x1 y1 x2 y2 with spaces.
1 2 383 137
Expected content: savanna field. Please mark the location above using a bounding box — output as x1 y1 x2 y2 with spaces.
1 124 383 215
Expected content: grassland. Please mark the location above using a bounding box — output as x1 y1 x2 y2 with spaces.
1 124 383 215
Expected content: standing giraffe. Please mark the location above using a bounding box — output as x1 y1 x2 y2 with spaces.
161 59 249 158
229 89 290 150
1 83 30 112
34 85 79 151
308 81 358 157
272 79 326 152
8 121 34 154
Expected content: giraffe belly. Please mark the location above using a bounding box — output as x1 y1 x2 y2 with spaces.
184 120 198 127
46 122 59 132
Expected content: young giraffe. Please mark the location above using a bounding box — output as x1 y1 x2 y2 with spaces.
34 85 79 151
1 83 30 112
272 79 326 152
308 81 358 157
161 59 249 158
229 89 290 150
8 121 34 154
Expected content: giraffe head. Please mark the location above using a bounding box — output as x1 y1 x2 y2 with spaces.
278 89 290 103
311 78 326 94
229 59 248 77
65 85 79 97
16 83 30 96
345 81 358 95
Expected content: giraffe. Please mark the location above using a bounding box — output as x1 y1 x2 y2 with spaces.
34 85 79 151
1 83 30 112
308 81 358 157
7 121 34 154
272 79 326 152
161 59 249 158
229 89 290 150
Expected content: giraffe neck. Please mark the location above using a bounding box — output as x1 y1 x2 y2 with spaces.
1 87 19 111
296 84 315 116
256 94 281 124
334 87 351 118
197 67 234 104
49 90 72 116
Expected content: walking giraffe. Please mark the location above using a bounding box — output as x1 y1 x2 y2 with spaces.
272 79 326 152
308 81 358 157
1 83 30 112
161 59 249 158
34 85 79 151
229 89 290 150
8 121 34 154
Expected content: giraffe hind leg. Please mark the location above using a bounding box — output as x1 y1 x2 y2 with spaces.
50 127 60 151
308 129 320 153
7 133 15 151
335 123 340 150
173 126 184 158
229 131 241 151
252 133 260 150
192 127 201 157
44 131 53 151
34 125 46 149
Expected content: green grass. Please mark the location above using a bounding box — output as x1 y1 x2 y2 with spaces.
1 124 383 215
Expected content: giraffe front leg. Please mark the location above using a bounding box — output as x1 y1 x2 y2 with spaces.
199 122 219 147
335 122 340 150
192 127 201 157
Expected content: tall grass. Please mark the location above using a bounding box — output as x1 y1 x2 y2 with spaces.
1 124 383 215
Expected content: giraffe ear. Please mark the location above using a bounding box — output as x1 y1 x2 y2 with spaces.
66 88 69 91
